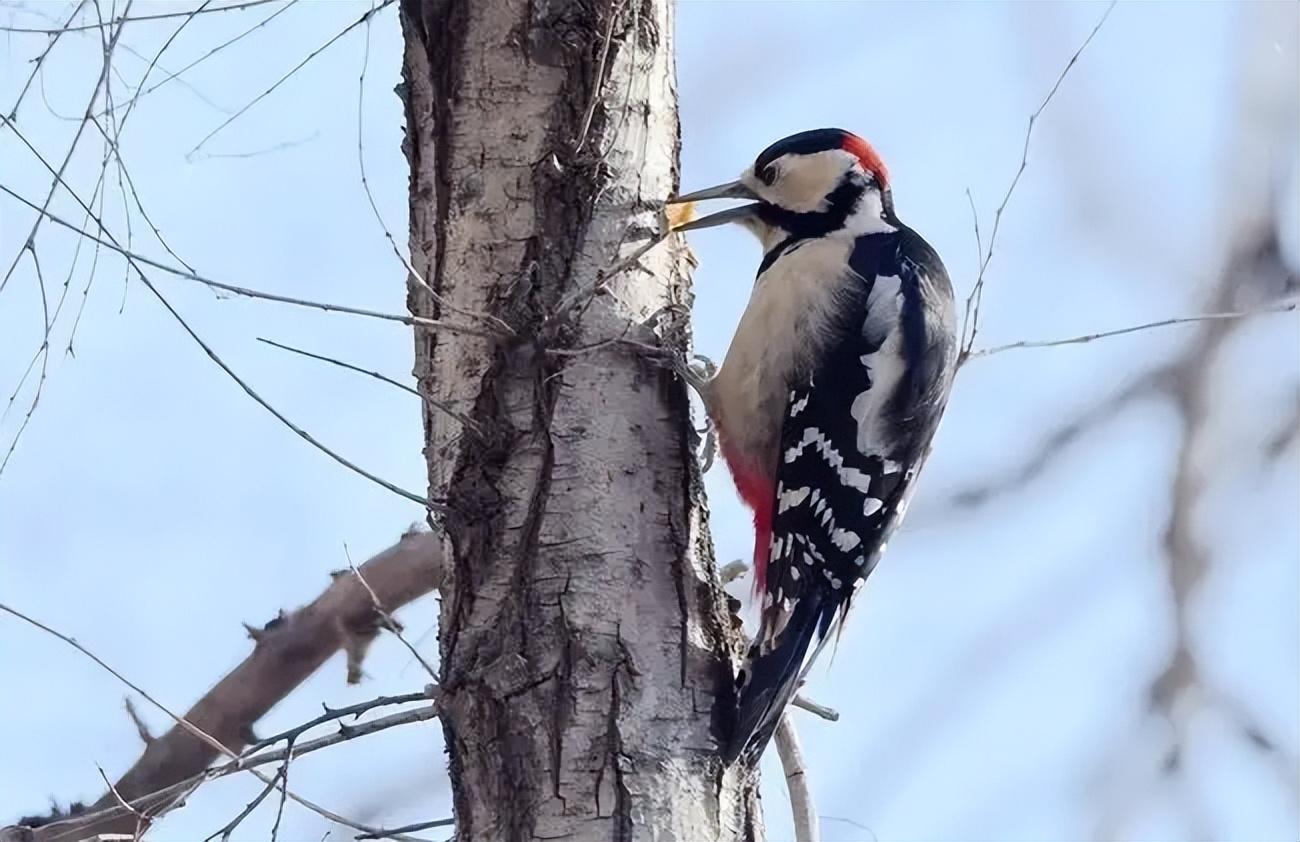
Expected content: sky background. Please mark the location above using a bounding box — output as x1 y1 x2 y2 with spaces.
1 2 1297 840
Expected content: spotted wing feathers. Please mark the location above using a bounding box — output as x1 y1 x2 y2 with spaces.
727 225 956 762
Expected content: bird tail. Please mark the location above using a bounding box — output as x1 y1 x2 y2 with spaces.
724 587 833 764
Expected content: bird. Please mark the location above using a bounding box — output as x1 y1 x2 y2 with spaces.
664 128 958 762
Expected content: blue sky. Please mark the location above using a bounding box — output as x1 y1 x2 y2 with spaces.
1 2 1296 840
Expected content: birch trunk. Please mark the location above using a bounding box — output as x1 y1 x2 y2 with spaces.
399 1 761 838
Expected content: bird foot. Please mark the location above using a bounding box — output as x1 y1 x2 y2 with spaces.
633 307 718 471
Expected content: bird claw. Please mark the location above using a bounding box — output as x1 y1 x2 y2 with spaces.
685 416 717 474
698 419 717 473
632 307 716 470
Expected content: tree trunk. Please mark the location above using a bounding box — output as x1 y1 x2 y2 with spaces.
399 1 761 839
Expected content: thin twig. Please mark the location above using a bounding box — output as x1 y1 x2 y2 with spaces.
791 695 839 722
205 764 286 842
187 0 395 159
969 301 1297 360
550 227 672 324
2 532 442 841
3 0 87 122
775 716 819 842
354 818 455 840
97 765 146 841
957 1 1116 365
0 248 52 477
0 602 233 756
0 602 434 841
964 187 982 278
0 0 131 296
251 689 435 756
353 12 511 335
0 178 498 339
113 42 233 117
89 113 196 271
0 0 282 34
0 128 435 505
256 337 482 437
234 707 438 781
269 742 293 842
574 0 625 151
100 0 298 118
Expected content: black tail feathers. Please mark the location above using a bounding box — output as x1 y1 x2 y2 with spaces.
724 588 832 764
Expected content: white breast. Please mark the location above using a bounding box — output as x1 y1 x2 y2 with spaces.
709 237 856 475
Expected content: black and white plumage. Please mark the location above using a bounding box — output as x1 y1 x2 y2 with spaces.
667 128 957 763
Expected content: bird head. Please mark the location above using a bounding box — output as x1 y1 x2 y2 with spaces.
668 128 894 250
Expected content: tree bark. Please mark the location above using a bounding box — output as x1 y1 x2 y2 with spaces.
400 1 760 838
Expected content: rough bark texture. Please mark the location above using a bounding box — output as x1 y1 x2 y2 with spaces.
400 1 760 838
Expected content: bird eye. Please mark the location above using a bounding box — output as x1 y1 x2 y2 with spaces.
759 164 778 186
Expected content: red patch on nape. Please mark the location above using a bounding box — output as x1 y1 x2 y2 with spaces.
841 133 889 187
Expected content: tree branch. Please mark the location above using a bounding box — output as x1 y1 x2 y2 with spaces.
2 528 444 842
968 301 1296 359
775 716 819 842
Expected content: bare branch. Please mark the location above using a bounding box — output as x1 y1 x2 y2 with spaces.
0 603 234 758
4 1 87 122
0 179 500 339
204 763 285 842
249 690 433 755
0 0 284 35
95 766 145 842
29 706 442 842
969 301 1297 359
353 15 511 335
549 226 674 324
775 716 819 842
0 153 436 506
0 0 130 297
187 0 394 158
790 695 839 723
102 1 299 118
2 530 444 841
256 337 482 436
957 1 1116 365
355 818 456 840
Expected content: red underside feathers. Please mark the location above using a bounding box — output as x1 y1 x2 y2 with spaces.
720 441 774 594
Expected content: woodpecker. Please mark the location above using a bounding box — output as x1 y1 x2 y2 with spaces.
665 128 957 762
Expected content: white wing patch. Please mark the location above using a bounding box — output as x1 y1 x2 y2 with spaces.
852 275 907 456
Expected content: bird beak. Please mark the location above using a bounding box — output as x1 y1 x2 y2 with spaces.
666 180 760 231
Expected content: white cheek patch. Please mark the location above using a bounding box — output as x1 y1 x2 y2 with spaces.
761 149 859 214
